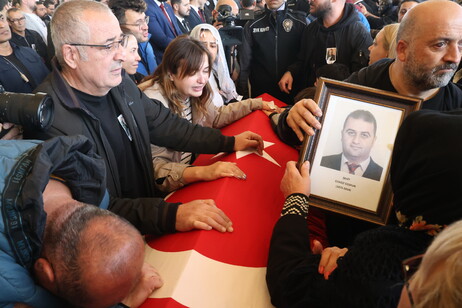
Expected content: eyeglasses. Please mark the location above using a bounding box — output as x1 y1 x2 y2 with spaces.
8 16 26 24
120 16 149 30
67 34 129 54
402 254 424 308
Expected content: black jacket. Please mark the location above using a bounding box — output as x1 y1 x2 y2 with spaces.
276 59 462 147
287 3 371 90
238 5 307 103
0 136 106 307
27 60 235 235
0 42 49 93
267 214 430 308
320 153 383 181
10 29 48 63
346 59 462 111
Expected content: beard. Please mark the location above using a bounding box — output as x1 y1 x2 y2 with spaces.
311 1 332 18
404 57 458 90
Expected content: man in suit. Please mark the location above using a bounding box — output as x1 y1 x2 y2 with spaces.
321 109 383 181
172 0 191 34
187 0 211 28
145 0 182 62
109 0 158 81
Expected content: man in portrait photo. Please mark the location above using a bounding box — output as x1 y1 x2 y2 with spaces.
320 109 383 181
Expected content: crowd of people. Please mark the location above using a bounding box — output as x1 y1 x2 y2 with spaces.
1 0 462 306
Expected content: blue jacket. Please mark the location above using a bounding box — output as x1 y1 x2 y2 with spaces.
0 136 107 307
0 43 49 93
186 7 203 30
138 33 158 76
145 0 182 62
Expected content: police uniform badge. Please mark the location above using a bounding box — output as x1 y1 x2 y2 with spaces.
282 19 293 32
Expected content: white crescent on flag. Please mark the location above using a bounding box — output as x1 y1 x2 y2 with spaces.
143 247 272 308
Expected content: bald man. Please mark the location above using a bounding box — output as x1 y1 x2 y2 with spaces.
271 0 462 248
276 0 462 145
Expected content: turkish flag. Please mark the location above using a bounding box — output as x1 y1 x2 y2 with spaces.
142 94 327 308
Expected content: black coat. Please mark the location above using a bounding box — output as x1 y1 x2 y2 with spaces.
267 214 431 308
10 29 48 63
238 6 307 103
287 3 372 90
27 60 235 235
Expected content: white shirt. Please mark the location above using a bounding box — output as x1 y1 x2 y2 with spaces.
340 154 371 177
208 73 225 107
23 12 48 45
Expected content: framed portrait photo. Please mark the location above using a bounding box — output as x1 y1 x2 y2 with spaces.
299 78 422 225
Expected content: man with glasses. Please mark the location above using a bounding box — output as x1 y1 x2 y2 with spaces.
26 0 264 238
0 5 48 92
109 0 157 82
7 7 48 62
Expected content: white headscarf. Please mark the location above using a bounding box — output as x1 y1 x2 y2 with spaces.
190 24 239 103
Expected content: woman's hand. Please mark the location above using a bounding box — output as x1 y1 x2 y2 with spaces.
317 246 348 280
261 101 283 114
186 162 246 182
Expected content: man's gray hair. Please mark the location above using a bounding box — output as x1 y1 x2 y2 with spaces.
43 203 143 306
51 0 112 65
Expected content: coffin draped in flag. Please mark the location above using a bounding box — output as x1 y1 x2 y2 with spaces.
142 94 327 308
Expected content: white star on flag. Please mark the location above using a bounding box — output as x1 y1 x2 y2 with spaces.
212 141 280 167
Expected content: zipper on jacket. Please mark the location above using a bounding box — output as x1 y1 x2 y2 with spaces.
275 15 279 78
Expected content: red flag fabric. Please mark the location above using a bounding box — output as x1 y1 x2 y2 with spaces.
142 94 327 308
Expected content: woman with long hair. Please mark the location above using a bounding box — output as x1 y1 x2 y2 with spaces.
139 35 277 193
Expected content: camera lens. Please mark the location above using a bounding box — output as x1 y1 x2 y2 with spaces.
0 92 54 131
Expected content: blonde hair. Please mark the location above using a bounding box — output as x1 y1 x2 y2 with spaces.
411 220 462 308
140 35 211 118
381 23 399 59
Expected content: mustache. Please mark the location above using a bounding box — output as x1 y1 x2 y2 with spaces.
434 63 459 71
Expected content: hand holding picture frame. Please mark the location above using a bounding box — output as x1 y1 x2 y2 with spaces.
298 78 422 225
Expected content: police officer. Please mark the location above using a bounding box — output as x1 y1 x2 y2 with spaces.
238 0 307 104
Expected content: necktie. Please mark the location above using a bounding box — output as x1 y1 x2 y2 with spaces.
182 19 190 32
347 162 360 175
198 8 206 22
272 11 277 22
160 3 178 36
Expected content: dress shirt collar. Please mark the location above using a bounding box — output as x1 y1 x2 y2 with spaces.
340 154 371 177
